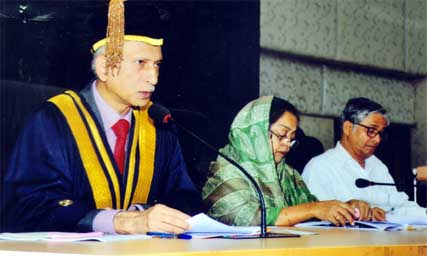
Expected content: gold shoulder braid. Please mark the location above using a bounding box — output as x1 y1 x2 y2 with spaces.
49 91 156 209
49 91 120 209
131 103 156 206
105 0 125 74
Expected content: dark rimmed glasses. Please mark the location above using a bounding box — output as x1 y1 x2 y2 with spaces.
355 123 387 139
269 129 297 147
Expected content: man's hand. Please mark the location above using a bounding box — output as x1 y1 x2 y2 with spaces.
371 207 386 221
113 204 191 234
311 200 357 226
347 199 371 221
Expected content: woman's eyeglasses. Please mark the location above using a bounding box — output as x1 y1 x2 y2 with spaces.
269 129 297 147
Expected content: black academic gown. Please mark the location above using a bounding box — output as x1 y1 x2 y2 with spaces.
3 85 201 232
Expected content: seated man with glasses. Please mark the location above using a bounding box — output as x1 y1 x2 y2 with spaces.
302 97 426 218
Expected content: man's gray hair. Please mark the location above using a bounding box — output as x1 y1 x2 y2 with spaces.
91 46 106 77
340 97 389 129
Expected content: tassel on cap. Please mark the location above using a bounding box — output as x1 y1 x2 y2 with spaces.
105 0 125 74
91 1 165 53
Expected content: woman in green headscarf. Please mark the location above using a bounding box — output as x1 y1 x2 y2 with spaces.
202 96 371 226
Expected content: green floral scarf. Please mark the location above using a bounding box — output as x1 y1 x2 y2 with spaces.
202 96 317 226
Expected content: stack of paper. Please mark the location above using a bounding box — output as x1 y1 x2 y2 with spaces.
185 213 260 238
295 220 403 231
386 214 427 225
386 214 427 230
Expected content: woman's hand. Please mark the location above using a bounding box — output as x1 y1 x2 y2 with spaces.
346 199 371 220
346 200 386 221
371 207 386 221
310 200 357 226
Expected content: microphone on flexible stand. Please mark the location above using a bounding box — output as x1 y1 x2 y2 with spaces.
355 178 419 188
148 104 293 239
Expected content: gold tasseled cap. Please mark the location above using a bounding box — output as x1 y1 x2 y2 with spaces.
104 0 125 74
94 0 165 75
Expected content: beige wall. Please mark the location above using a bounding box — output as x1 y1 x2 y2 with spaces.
261 0 427 75
260 53 415 124
260 0 427 163
412 79 427 166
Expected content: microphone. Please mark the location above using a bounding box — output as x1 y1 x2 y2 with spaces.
148 104 287 238
355 178 372 188
148 103 173 124
355 178 418 188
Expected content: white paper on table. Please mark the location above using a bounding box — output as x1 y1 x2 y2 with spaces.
0 232 151 242
186 213 259 234
295 220 404 231
386 214 427 225
52 234 151 242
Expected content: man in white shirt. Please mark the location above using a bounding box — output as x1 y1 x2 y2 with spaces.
302 97 426 218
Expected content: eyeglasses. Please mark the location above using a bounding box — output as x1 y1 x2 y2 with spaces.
355 123 387 139
269 129 297 147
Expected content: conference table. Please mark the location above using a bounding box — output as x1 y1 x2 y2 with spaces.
0 228 426 256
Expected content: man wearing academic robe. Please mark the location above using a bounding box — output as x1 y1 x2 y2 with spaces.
3 1 201 234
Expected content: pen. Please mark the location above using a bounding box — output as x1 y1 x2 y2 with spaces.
386 207 395 214
176 234 192 240
146 232 192 240
147 232 174 238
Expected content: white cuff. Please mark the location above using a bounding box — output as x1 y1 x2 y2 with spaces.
92 209 122 234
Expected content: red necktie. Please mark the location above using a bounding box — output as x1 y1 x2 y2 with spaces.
112 119 130 174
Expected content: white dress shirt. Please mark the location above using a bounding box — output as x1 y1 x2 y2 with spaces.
302 142 426 216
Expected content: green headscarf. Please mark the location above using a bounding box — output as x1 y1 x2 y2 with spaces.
202 96 317 226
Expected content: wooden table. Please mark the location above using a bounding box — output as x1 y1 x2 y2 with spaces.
0 228 426 256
